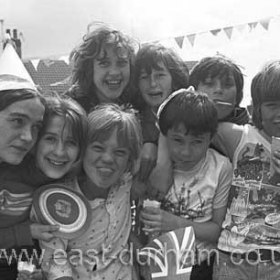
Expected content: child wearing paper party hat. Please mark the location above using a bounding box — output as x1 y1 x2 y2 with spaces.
140 88 232 280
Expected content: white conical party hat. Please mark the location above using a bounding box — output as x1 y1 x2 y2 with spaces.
0 42 36 91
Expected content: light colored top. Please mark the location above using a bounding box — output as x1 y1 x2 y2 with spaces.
161 148 232 261
39 173 133 280
215 124 280 253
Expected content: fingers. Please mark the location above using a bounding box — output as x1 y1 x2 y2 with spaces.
47 224 60 232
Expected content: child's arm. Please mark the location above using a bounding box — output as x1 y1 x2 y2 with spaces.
212 122 244 161
148 133 173 196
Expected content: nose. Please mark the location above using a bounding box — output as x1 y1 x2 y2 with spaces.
149 74 158 88
101 151 114 163
108 63 121 75
213 81 223 95
53 141 66 156
20 127 33 143
181 145 191 158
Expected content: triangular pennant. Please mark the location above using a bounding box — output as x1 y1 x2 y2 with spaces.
259 18 270 30
30 59 40 71
223 26 233 39
186 34 196 47
248 22 258 31
174 36 184 49
210 29 221 36
236 24 247 33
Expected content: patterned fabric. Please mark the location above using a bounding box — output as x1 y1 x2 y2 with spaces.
217 124 280 253
38 173 133 280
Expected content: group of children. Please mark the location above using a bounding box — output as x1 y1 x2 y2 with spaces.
0 22 280 280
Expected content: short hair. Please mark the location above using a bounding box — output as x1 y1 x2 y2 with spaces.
190 56 244 106
87 103 142 172
133 43 189 108
158 88 217 137
251 60 280 129
70 24 137 105
40 94 88 161
0 88 45 111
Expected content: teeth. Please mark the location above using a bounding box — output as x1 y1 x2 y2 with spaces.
106 80 121 85
48 159 65 166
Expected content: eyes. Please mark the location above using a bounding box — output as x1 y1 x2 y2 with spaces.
10 117 42 135
42 135 78 147
171 136 203 146
202 77 235 88
90 143 129 157
139 71 167 80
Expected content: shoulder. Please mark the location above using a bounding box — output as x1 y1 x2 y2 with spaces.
207 149 232 171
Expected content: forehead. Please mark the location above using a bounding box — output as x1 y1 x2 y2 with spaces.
3 98 44 119
169 123 209 138
97 44 129 59
141 60 168 72
205 70 235 81
92 127 129 147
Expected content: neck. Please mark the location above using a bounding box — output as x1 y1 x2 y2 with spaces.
79 175 109 200
259 129 272 143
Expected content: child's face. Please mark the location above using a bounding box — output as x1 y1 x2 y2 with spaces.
93 45 130 103
83 128 130 189
261 100 280 138
197 74 237 120
138 61 172 108
166 123 211 171
36 116 79 179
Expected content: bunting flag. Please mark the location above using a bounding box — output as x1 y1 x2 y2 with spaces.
210 28 222 36
248 22 258 31
152 14 280 48
259 18 271 30
223 26 233 39
175 36 184 48
186 34 196 47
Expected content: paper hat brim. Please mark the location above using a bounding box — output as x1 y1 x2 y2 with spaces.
0 43 36 91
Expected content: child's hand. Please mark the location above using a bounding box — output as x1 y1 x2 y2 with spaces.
140 207 184 233
138 143 157 182
30 223 60 241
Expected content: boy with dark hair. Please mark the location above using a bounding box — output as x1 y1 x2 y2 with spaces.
141 88 232 280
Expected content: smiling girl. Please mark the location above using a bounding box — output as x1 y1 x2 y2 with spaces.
67 24 137 113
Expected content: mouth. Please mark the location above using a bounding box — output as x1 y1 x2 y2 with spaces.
105 79 122 89
96 166 114 177
47 158 68 167
214 100 233 107
11 146 29 154
148 91 163 98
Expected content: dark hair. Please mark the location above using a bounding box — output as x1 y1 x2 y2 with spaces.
133 43 189 108
0 88 45 111
69 24 138 106
158 88 217 137
190 55 244 106
87 103 142 172
251 60 280 129
40 94 88 161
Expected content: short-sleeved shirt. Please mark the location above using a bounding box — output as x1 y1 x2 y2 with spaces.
161 148 232 261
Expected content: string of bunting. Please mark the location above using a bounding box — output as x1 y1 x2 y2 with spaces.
153 15 280 49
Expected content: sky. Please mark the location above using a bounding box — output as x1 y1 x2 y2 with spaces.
0 0 280 105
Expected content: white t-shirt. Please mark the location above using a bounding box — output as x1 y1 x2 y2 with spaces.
161 148 232 261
